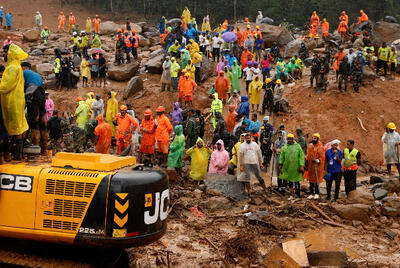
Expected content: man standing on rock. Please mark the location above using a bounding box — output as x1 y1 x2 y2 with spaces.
376 42 391 77
342 139 361 195
68 12 76 33
239 133 267 196
58 11 66 32
382 122 400 179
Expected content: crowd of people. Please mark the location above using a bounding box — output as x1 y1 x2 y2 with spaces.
0 7 398 201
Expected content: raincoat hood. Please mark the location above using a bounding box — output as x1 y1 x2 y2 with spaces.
196 137 205 145
296 128 304 136
86 92 94 99
7 44 28 64
110 91 117 99
175 124 183 135
241 96 248 102
96 114 105 124
228 105 235 112
173 102 181 111
215 139 225 151
213 93 219 101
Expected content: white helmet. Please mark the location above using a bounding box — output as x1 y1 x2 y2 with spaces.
72 31 77 36
1 6 3 9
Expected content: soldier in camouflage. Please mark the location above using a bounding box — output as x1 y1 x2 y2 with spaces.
61 112 86 152
351 55 363 93
316 56 329 93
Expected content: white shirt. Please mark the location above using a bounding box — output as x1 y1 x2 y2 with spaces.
251 67 260 80
347 52 357 66
199 35 206 46
239 141 262 164
243 67 253 81
212 37 223 49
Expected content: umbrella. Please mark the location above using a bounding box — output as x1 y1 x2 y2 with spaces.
222 32 237 43
88 48 105 54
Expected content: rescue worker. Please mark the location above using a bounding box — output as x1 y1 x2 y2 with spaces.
186 137 213 181
351 55 363 92
139 109 156 164
201 16 211 33
260 119 273 170
279 133 305 198
0 7 3 26
45 92 54 123
333 47 346 81
310 11 320 38
210 93 223 128
68 12 76 33
321 18 329 41
339 11 348 26
382 122 400 179
231 60 241 92
304 133 325 199
296 128 308 156
94 114 112 154
106 91 119 137
389 46 398 80
324 139 343 201
167 125 186 176
338 56 351 92
122 31 133 63
86 17 92 33
93 14 101 33
47 110 62 154
338 18 348 43
131 30 139 59
376 42 391 77
5 12 11 30
91 94 104 119
262 78 275 115
171 57 181 91
342 140 361 195
92 33 101 48
161 56 172 91
226 105 238 134
316 56 329 92
182 6 191 24
74 96 90 129
287 58 300 80
310 54 321 87
248 75 263 112
35 11 42 29
215 71 230 103
184 108 200 149
155 106 173 167
357 10 369 24
115 105 138 155
40 26 50 45
182 72 198 107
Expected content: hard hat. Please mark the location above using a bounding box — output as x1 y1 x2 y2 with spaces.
120 105 128 111
263 116 269 121
287 133 295 138
144 109 152 116
276 79 281 84
312 133 321 139
185 73 190 77
171 57 176 61
131 30 136 34
117 28 122 33
73 31 77 35
246 24 250 28
81 30 85 34
76 96 83 102
253 62 258 66
256 26 260 29
70 12 73 15
219 70 224 74
248 62 253 66
266 78 272 83
124 30 129 34
387 122 396 130
156 106 165 112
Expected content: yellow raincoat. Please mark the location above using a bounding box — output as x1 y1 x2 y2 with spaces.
185 63 196 81
85 92 95 116
106 91 119 137
182 7 191 24
186 138 213 180
0 44 29 136
74 100 90 129
80 57 91 82
201 19 211 32
86 18 92 33
248 78 263 105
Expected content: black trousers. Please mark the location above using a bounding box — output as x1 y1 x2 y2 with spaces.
343 170 357 195
245 80 251 93
376 59 388 76
309 182 320 194
212 48 220 62
326 172 342 199
228 163 236 175
283 180 301 197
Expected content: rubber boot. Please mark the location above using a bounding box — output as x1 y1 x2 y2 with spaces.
31 129 40 146
40 130 49 156
14 139 24 161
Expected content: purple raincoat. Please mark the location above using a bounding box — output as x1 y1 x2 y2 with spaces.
170 102 183 128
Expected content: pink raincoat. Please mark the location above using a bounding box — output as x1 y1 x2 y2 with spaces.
45 96 54 122
208 139 230 174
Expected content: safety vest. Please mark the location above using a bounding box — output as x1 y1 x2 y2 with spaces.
54 58 60 74
123 35 132 48
132 35 139 48
343 148 359 169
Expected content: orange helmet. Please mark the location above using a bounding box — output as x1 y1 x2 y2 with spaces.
60 11 64 15
124 30 129 34
156 106 165 112
144 109 152 116
131 30 136 34
70 12 73 15
120 105 128 111
76 96 83 102
44 26 48 30
117 28 122 33
95 14 99 17
7 36 11 39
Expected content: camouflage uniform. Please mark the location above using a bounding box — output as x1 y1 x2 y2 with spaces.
84 119 97 150
351 60 363 92
61 118 85 153
316 58 329 92
50 138 62 153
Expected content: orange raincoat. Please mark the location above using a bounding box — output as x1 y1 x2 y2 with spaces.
226 105 237 134
240 48 254 68
58 13 66 31
357 10 369 25
339 12 348 26
93 17 101 33
94 114 112 154
215 73 230 100
182 76 197 97
333 50 346 71
139 111 156 154
338 20 347 38
236 27 243 46
310 11 320 37
304 141 325 183
116 113 138 154
181 16 187 32
321 19 329 37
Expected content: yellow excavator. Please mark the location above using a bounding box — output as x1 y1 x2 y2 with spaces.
0 152 169 249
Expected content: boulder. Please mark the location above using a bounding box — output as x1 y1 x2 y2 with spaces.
145 54 164 74
374 188 388 200
363 66 376 80
284 38 316 58
199 56 214 82
370 175 385 184
201 196 232 210
99 21 124 35
373 21 400 44
382 179 400 193
23 29 40 42
235 22 293 47
149 45 162 52
204 174 248 201
123 76 143 98
143 31 159 39
332 204 372 222
260 17 274 25
47 73 56 80
303 57 313 67
44 79 57 89
385 16 398 23
149 48 164 58
107 61 140 81
35 63 54 76
347 189 374 205
30 49 43 56
382 207 400 217
131 23 142 34
139 36 151 47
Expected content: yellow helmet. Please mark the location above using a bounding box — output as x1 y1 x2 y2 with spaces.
287 133 295 138
276 79 282 84
266 78 272 83
246 24 250 29
312 133 321 139
387 122 396 130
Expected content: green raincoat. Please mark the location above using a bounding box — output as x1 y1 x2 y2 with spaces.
231 61 241 92
180 49 191 69
279 141 305 182
167 125 185 168
92 34 101 48
186 138 213 180
224 69 233 94
74 100 90 129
